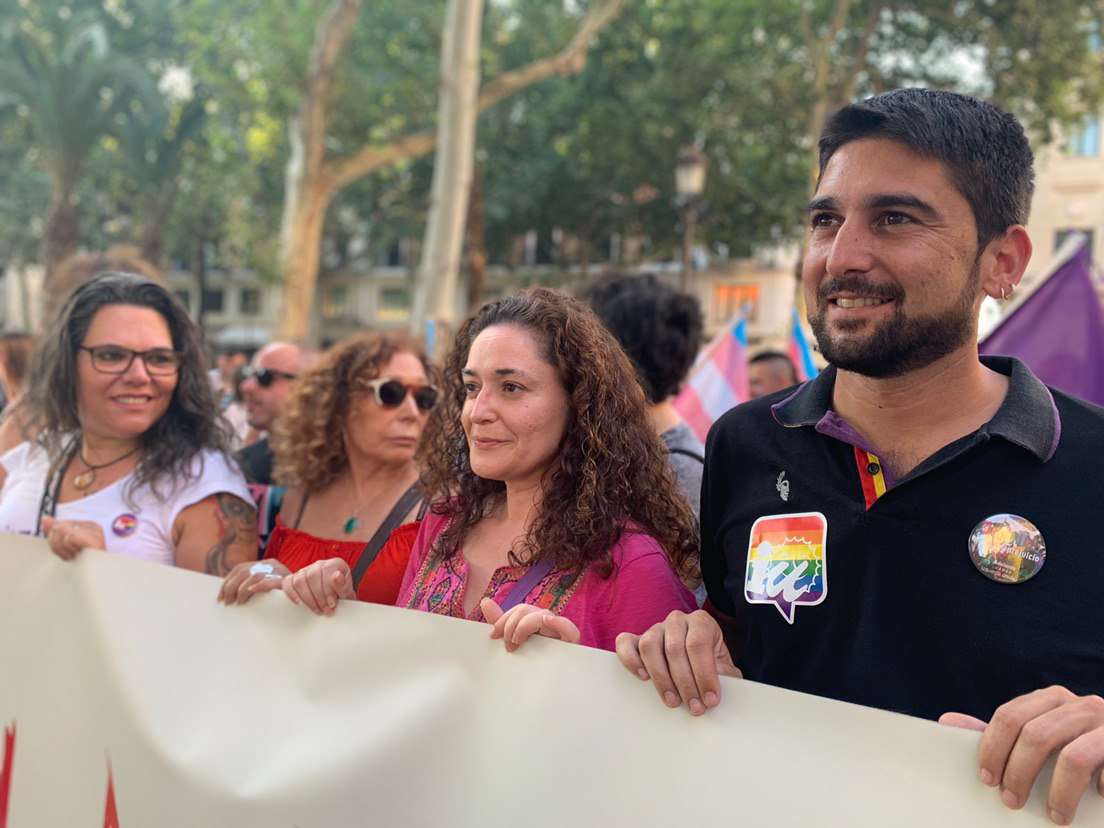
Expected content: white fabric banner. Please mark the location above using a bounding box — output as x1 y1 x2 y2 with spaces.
0 532 1096 826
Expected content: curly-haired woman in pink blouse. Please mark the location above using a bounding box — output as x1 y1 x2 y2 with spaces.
284 288 699 653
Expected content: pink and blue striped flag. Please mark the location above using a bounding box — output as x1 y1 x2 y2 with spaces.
789 307 819 382
674 318 749 443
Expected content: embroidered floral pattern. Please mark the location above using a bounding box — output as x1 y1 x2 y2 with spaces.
405 548 580 621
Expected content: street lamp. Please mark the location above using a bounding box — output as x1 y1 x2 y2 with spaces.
675 144 708 291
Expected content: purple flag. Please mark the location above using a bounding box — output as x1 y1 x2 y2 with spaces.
980 243 1104 406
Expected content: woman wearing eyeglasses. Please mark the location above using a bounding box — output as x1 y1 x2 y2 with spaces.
218 332 437 607
0 272 256 572
281 289 698 654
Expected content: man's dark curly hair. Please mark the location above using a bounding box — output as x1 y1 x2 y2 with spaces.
581 273 703 404
417 287 698 581
27 271 233 501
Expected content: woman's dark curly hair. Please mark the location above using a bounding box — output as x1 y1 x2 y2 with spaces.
418 287 698 581
581 272 703 404
271 332 433 492
27 271 232 500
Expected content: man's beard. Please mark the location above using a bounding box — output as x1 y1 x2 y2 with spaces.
808 262 980 379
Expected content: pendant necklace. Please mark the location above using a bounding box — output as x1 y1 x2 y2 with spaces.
343 502 367 535
73 444 139 491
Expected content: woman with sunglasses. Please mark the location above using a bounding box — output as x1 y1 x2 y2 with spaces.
282 289 698 654
0 272 256 572
218 332 438 607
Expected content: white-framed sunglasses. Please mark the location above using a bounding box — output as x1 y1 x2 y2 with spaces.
360 377 439 412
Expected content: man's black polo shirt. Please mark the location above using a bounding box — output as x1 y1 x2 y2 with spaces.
701 356 1104 721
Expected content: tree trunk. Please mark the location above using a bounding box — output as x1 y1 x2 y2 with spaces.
137 192 176 269
275 0 363 343
465 164 487 312
277 109 337 343
274 0 624 341
193 234 208 332
412 0 485 335
15 264 32 333
39 177 80 328
279 185 333 343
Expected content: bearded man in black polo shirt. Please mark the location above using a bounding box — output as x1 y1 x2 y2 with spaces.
617 88 1104 826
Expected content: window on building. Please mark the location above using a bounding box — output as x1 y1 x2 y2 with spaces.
378 287 412 321
201 288 224 314
1064 117 1101 157
712 283 761 325
323 284 350 318
1055 228 1095 258
240 288 261 316
173 289 191 312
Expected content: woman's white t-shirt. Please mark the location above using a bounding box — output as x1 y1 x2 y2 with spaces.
0 441 252 566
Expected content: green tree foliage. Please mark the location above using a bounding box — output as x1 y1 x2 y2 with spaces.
2 0 1102 321
478 0 1104 268
0 0 157 303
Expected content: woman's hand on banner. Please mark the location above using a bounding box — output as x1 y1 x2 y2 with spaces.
282 558 354 615
615 609 742 717
41 517 105 561
940 686 1104 826
218 560 290 605
481 599 581 652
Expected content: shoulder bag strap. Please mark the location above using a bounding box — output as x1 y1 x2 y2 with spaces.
292 491 310 529
498 559 555 613
350 483 424 589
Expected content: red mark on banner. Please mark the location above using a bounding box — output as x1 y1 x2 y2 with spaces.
103 761 120 828
0 723 14 828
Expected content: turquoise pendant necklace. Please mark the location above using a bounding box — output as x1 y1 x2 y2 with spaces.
343 504 366 535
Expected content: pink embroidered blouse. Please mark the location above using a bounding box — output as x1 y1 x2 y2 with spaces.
396 509 696 652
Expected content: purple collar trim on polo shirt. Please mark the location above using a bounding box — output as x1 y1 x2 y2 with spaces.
814 411 899 489
770 357 1062 466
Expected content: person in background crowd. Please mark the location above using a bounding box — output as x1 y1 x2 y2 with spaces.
235 341 309 485
0 332 35 414
219 333 435 607
0 272 256 573
747 350 799 398
617 89 1104 826
0 332 39 454
581 273 706 519
211 347 250 447
215 348 249 397
283 289 699 655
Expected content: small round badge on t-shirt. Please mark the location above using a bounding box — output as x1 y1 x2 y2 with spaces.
111 513 138 538
968 513 1046 584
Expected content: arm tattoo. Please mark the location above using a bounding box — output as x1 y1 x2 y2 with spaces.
205 493 255 576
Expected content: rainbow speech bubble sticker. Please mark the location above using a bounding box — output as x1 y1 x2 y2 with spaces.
744 512 828 624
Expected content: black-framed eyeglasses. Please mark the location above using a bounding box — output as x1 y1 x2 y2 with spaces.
242 366 298 388
361 378 439 412
79 345 181 376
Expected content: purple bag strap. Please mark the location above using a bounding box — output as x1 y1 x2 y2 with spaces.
498 559 555 613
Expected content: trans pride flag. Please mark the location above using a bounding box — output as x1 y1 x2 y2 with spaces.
789 307 819 382
674 318 749 443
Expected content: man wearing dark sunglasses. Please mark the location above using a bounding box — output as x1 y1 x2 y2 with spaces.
236 341 311 485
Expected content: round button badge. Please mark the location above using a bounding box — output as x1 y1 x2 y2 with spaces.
968 513 1046 584
111 513 138 538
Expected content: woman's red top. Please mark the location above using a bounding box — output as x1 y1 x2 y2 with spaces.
264 516 420 605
